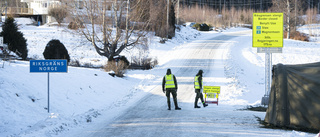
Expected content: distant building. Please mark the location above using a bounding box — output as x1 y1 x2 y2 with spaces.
2 0 127 25
19 0 61 24
0 0 83 24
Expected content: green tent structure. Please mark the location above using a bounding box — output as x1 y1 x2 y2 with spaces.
265 62 320 130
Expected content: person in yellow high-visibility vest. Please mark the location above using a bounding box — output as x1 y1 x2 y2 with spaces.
162 68 181 110
194 70 208 108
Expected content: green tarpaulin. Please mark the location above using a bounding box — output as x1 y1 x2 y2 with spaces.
265 62 320 130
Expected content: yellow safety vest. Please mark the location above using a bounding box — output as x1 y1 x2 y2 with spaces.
194 76 203 89
165 74 176 89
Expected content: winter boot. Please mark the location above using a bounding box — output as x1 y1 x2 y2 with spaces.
203 102 208 107
194 102 201 108
173 98 181 110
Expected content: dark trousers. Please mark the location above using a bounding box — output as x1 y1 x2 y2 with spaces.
195 89 204 106
166 89 178 109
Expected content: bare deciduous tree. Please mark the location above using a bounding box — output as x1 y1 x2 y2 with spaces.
305 8 318 37
48 5 68 26
67 0 150 61
272 0 304 39
148 0 175 39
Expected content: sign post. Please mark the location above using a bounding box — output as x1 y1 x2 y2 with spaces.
252 13 283 106
30 60 68 113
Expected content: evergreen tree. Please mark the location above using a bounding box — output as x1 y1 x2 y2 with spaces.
1 17 28 60
43 39 70 62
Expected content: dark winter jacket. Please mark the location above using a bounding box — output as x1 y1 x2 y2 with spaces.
196 70 203 89
162 69 178 91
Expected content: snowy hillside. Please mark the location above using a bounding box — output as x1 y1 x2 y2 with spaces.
0 18 319 137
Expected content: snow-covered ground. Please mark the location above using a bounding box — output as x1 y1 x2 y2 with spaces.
0 18 319 137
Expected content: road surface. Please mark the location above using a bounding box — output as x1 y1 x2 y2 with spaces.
72 31 288 137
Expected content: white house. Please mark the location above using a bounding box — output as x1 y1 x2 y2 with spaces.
18 0 63 24
17 0 122 24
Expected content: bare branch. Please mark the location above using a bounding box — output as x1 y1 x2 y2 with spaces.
67 0 151 60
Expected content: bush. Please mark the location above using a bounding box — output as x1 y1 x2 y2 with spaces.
130 57 158 70
69 59 81 67
43 39 70 62
104 60 129 77
118 56 130 66
192 23 200 29
284 31 309 42
193 23 210 31
1 17 28 60
68 21 84 30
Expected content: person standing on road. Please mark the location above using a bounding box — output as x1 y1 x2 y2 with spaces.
162 68 181 110
194 70 208 108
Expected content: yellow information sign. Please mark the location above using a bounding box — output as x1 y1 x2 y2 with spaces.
203 86 220 94
252 13 283 48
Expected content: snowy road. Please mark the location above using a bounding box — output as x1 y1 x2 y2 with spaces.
71 31 300 137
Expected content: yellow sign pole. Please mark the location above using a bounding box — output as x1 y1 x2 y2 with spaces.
253 13 283 106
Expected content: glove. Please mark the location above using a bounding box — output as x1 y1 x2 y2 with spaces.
163 90 166 93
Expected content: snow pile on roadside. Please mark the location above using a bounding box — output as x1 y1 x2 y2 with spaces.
0 61 143 136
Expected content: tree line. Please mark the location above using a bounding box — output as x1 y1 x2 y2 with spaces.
180 0 320 12
178 0 319 40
